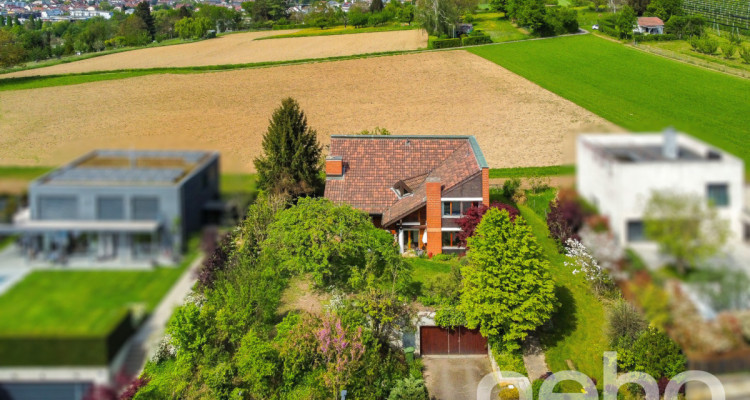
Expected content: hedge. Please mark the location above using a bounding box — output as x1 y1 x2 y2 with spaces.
634 33 678 42
0 311 136 366
432 38 462 49
462 34 493 46
272 24 306 30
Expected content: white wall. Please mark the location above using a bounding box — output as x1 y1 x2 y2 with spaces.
578 134 745 246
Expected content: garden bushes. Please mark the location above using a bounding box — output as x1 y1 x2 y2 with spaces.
634 33 678 42
431 38 462 48
431 33 492 49
462 34 492 46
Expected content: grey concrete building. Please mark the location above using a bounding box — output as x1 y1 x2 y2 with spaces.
6 149 220 265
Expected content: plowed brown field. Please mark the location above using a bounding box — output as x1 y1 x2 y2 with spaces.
3 29 428 78
0 51 620 172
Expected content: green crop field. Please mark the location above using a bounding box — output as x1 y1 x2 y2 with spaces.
469 35 750 173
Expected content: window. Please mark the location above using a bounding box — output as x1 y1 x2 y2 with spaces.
131 197 159 220
627 220 646 242
38 196 78 220
442 201 461 217
707 184 729 207
97 197 124 220
441 231 461 248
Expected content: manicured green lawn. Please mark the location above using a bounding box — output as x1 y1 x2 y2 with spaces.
469 34 750 173
471 12 529 42
220 173 257 195
519 204 608 387
257 23 420 40
489 165 575 179
0 239 199 337
406 257 454 284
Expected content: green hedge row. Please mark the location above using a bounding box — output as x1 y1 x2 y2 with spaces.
462 35 493 46
432 34 492 49
271 24 306 30
432 38 462 49
0 311 136 366
634 33 678 41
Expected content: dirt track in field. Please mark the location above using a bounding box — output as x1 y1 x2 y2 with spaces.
0 50 621 172
2 29 428 78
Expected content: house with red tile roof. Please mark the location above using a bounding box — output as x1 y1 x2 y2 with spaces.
636 17 664 34
324 135 489 255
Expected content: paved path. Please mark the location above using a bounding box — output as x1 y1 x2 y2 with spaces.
120 255 204 377
423 355 493 400
522 336 549 382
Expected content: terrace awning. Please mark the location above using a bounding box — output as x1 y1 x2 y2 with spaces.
0 209 161 234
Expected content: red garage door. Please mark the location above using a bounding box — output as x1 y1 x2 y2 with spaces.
420 326 487 355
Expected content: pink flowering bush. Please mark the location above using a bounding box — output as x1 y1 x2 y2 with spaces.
315 313 366 398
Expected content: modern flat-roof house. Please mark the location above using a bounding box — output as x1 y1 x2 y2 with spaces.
577 130 745 247
6 150 220 265
324 135 490 255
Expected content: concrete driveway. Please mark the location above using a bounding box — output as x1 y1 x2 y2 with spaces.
422 355 493 400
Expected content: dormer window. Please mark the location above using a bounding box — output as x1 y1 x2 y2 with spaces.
392 180 413 198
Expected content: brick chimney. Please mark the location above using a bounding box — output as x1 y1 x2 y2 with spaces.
482 167 489 206
325 156 343 177
425 177 442 255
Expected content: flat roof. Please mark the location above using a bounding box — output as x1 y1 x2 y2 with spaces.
36 150 216 187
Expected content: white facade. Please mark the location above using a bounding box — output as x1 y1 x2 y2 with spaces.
577 132 745 247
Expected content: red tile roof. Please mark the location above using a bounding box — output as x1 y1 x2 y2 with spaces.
324 135 486 225
637 17 664 26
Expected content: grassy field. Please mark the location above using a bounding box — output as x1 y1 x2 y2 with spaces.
257 23 419 40
640 33 750 74
471 12 529 42
469 35 750 172
489 165 575 179
0 238 199 336
0 166 54 180
519 203 608 388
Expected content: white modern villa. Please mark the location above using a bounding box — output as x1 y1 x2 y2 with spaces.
577 130 746 247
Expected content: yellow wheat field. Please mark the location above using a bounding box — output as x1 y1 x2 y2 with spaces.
2 29 429 78
0 51 621 172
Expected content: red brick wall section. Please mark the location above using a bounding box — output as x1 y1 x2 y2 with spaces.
426 179 442 255
482 168 490 206
326 159 343 176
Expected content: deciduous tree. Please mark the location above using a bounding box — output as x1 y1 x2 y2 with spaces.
644 190 729 274
254 97 324 197
460 208 557 351
455 202 519 247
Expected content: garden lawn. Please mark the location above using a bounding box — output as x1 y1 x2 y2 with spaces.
0 241 198 336
469 34 750 173
519 204 608 387
406 257 454 285
471 12 529 42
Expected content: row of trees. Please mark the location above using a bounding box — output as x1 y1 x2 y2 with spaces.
0 2 241 68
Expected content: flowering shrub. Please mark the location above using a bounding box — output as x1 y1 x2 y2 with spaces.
564 238 614 297
119 375 150 400
578 226 623 274
315 314 366 397
546 199 584 248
